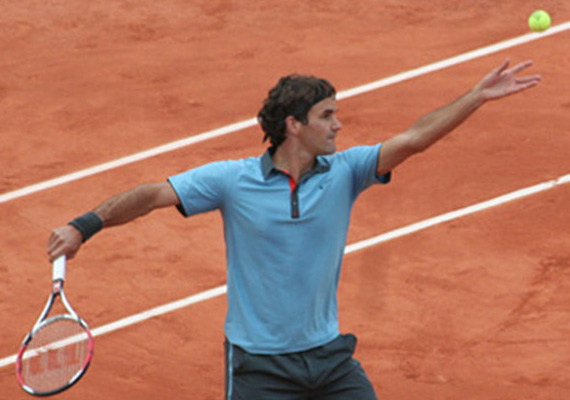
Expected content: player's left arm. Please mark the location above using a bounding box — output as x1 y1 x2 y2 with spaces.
376 59 541 176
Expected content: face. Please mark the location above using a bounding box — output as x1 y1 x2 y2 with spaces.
296 97 342 156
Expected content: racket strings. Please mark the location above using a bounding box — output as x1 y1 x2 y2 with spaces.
20 318 92 393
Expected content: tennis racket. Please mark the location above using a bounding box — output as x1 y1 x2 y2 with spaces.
16 255 94 396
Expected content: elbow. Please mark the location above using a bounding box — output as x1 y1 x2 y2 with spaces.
138 182 178 211
412 139 430 154
132 183 163 214
403 131 430 155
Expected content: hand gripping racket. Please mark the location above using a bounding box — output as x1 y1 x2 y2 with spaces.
16 255 94 396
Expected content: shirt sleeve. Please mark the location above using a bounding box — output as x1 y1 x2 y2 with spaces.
338 144 391 197
167 160 233 217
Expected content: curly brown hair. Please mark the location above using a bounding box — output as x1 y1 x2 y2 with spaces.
257 74 336 148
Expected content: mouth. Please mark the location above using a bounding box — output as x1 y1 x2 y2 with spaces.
327 135 337 149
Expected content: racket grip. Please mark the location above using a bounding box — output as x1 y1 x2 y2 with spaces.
53 255 67 282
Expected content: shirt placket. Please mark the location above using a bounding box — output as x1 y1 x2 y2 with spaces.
284 171 319 219
281 172 300 219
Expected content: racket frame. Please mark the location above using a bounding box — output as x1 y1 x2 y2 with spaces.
16 256 94 396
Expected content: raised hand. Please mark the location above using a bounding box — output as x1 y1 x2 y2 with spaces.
475 59 541 101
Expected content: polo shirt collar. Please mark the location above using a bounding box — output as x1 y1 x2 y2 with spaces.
261 147 330 180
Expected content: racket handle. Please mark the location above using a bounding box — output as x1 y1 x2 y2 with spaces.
53 255 67 282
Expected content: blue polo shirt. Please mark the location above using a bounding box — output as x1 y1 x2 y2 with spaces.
168 144 390 354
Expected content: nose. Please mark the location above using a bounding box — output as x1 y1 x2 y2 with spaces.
333 116 342 131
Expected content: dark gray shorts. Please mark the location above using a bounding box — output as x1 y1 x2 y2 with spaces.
224 334 378 400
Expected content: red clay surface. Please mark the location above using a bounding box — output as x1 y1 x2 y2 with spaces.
1 1 570 399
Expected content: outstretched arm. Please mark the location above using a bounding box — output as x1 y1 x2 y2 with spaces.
376 59 541 176
47 182 180 261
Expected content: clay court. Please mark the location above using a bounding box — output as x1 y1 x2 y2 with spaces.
1 1 570 399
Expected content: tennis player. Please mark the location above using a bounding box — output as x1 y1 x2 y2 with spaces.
48 59 540 399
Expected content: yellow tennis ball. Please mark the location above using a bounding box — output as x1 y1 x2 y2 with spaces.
528 10 551 32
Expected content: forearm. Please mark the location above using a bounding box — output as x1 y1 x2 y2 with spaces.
48 183 178 261
93 184 164 227
407 88 485 151
66 184 163 243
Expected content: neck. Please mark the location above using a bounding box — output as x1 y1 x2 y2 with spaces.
271 143 315 182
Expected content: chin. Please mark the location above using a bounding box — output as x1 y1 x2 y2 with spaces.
318 147 336 156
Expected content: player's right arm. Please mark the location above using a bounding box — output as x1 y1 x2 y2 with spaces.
47 182 180 262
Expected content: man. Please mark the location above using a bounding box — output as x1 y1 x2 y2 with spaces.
48 59 540 399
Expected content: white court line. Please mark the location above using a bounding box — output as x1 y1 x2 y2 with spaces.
1 172 569 369
1 21 569 205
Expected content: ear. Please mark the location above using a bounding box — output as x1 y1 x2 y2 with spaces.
285 115 302 137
